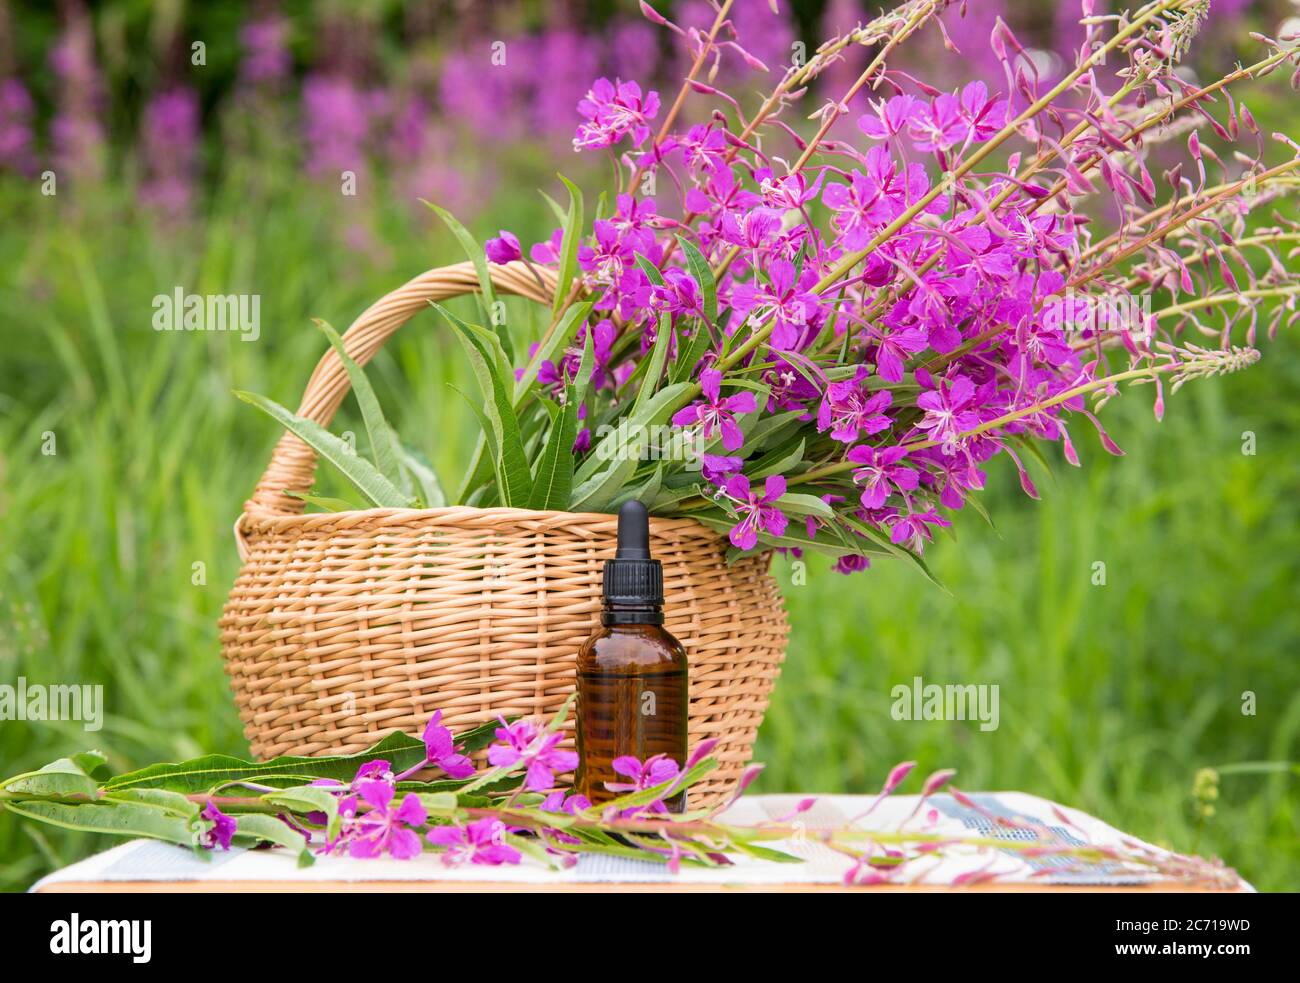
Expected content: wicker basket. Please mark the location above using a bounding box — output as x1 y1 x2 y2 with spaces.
219 261 790 805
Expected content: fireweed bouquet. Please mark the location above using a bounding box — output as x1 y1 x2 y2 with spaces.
247 0 1295 581
4 1 1289 886
0 700 1241 885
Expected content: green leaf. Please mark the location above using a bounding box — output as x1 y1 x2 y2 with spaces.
398 445 447 508
613 463 665 510
570 457 638 512
528 333 593 511
424 201 513 363
436 304 533 507
575 382 692 486
313 319 411 497
284 489 359 513
0 757 100 797
551 175 585 317
4 799 200 848
669 325 714 387
538 189 567 225
676 236 718 323
729 840 803 863
233 391 414 508
234 814 315 867
841 514 950 594
103 788 201 818
263 786 341 839
416 792 460 817
772 492 834 519
748 438 806 480
450 385 506 507
513 301 593 401
633 253 665 286
633 314 673 418
103 731 431 794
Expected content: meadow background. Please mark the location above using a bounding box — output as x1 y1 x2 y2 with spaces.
1 0 1298 891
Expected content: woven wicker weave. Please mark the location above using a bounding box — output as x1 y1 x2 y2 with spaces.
219 261 790 805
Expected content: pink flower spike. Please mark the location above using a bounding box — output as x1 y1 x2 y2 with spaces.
883 760 917 794
920 768 957 797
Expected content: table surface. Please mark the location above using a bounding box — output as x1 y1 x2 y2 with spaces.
31 792 1249 893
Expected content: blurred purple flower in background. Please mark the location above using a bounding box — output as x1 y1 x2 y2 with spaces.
302 73 375 179
49 1 104 186
0 78 35 175
139 87 200 219
239 14 292 87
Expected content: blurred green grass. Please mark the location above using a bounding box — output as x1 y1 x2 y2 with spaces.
1 168 1297 891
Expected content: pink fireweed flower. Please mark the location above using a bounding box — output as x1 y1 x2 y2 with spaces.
759 171 824 210
199 802 236 851
650 268 705 319
487 717 579 792
884 508 951 554
427 818 522 867
915 374 983 451
823 147 948 249
719 207 783 254
485 231 522 264
671 368 757 451
422 710 475 779
730 258 824 351
700 453 744 486
542 791 592 814
832 553 871 575
573 77 660 151
578 219 635 288
720 474 789 550
604 753 682 817
679 123 729 175
847 445 919 509
605 753 681 794
817 368 893 443
870 325 929 384
857 94 921 142
345 780 427 860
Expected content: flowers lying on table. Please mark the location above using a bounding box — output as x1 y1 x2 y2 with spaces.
0 702 1240 888
237 0 1299 586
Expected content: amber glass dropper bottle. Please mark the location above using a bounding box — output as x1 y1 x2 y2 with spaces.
574 500 689 812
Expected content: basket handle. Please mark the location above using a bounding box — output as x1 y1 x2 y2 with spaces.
241 260 556 524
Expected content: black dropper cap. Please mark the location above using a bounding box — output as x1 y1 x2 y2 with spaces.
602 500 663 619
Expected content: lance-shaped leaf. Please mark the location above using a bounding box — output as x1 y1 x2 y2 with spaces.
284 489 360 513
263 785 341 839
0 756 101 797
513 301 593 400
552 175 585 317
575 382 692 486
103 731 430 794
676 235 718 324
398 445 447 508
435 303 533 507
529 332 594 511
313 318 411 498
234 814 315 868
234 391 414 508
670 324 713 386
3 799 200 849
424 201 513 363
